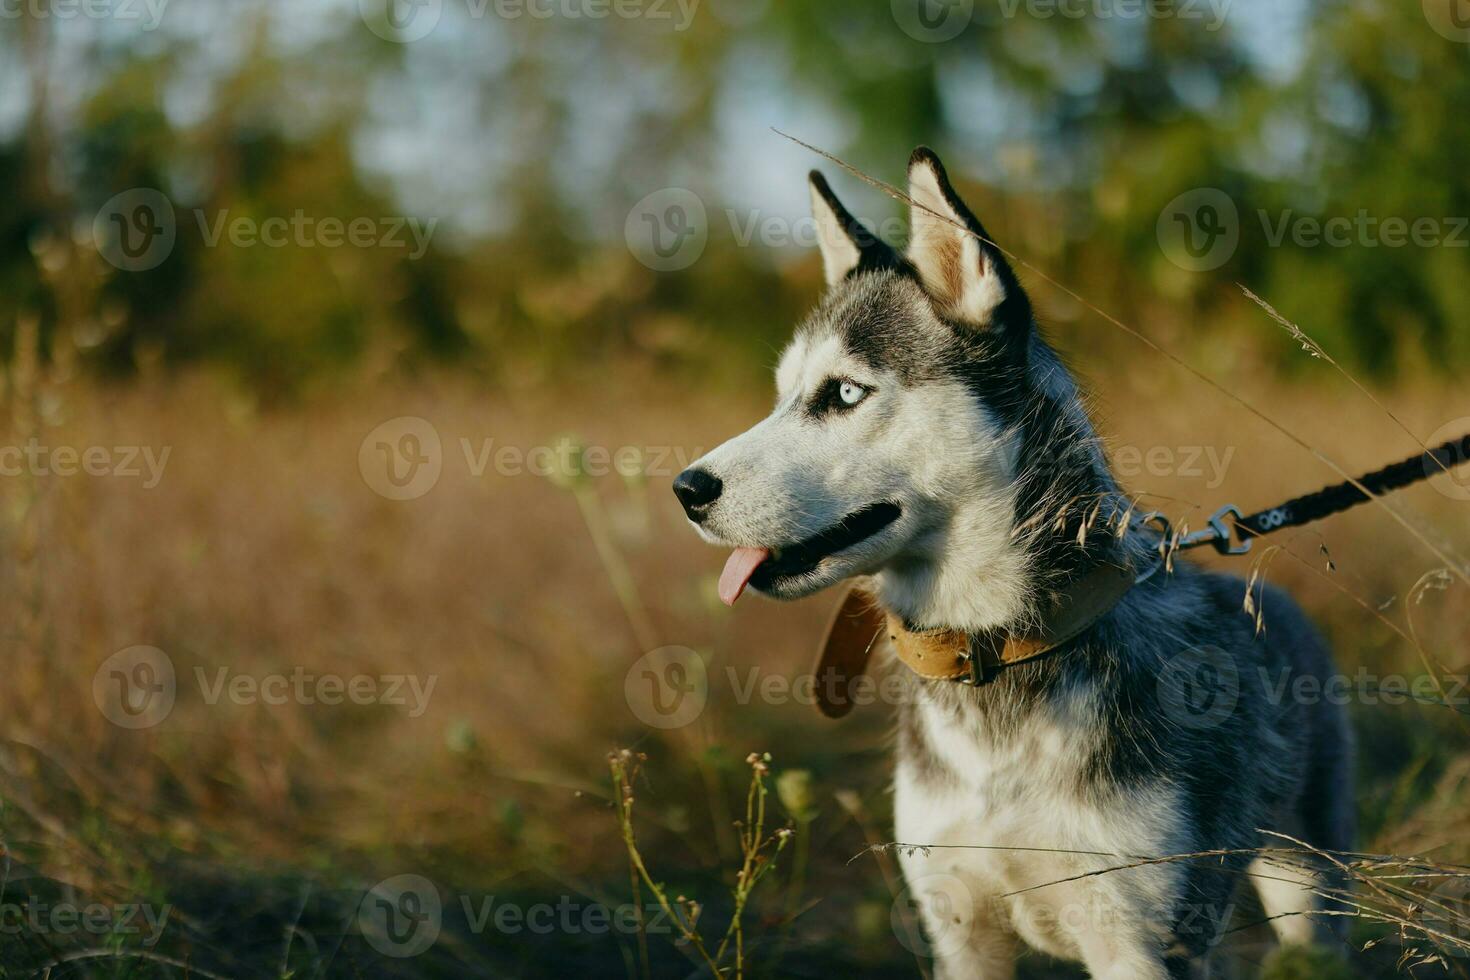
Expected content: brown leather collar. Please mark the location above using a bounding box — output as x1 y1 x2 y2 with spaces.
812 562 1136 719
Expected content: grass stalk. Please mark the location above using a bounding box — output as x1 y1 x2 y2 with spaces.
609 750 791 979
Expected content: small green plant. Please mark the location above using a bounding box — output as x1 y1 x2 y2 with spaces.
1262 944 1357 980
609 749 793 979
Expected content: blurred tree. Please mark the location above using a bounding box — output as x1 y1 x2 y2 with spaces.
0 0 1465 389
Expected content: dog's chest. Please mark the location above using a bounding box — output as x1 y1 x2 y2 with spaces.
893 694 1186 958
895 695 1102 871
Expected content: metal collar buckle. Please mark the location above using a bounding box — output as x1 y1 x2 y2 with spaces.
959 634 993 686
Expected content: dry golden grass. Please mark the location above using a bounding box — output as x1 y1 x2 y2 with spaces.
0 342 1467 975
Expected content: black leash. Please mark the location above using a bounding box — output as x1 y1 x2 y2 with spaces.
1142 432 1470 561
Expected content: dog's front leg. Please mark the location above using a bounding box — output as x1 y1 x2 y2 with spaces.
893 844 1017 980
1084 955 1175 980
1075 933 1202 980
907 884 1016 980
893 752 1020 977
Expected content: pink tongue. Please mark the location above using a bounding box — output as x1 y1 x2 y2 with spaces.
719 547 770 606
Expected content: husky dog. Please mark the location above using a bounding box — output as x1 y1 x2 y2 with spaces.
672 148 1354 978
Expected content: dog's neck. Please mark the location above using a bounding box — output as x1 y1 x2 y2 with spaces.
872 490 1135 635
874 344 1137 635
873 492 1033 633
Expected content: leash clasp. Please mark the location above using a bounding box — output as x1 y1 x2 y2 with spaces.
1166 504 1251 556
1193 504 1251 555
1135 504 1249 581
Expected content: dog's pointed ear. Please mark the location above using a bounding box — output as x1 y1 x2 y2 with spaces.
809 170 898 288
905 147 1029 339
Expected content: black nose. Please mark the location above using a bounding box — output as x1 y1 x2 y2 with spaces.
672 468 722 521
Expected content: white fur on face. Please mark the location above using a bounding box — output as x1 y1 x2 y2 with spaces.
688 325 1031 627
691 332 896 552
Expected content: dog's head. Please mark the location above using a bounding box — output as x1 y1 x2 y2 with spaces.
676 148 1114 629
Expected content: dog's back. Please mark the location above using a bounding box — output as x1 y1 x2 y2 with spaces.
1197 570 1356 945
1202 572 1356 852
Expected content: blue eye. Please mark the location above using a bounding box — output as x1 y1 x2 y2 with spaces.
839 381 867 406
